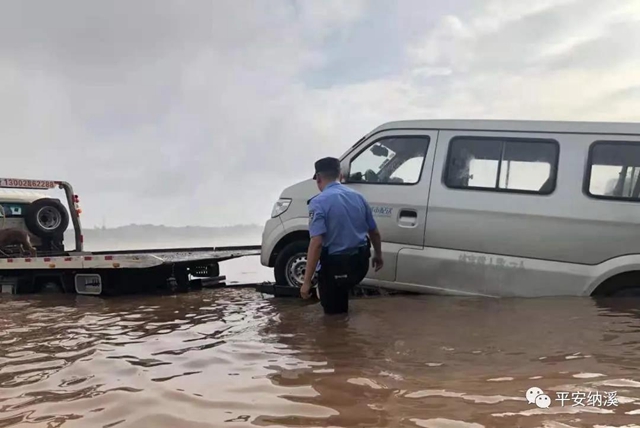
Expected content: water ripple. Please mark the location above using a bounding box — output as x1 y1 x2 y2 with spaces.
0 291 639 427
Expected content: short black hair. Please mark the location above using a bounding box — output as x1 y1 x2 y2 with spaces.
313 157 341 180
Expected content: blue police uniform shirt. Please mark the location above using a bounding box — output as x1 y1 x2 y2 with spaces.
308 182 377 256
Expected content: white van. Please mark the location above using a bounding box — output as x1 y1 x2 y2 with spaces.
260 119 640 297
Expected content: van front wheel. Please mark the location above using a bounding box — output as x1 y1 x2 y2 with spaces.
274 241 311 288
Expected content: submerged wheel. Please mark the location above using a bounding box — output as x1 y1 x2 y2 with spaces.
594 272 640 298
611 287 640 297
274 241 317 288
34 276 64 294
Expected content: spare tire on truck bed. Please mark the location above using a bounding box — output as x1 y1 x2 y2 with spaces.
24 198 69 238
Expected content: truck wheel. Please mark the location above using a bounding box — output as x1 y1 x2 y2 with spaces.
34 276 64 294
25 198 69 238
274 241 311 288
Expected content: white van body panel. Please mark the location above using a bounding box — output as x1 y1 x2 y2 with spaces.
367 119 640 138
279 180 318 205
260 217 284 267
0 191 49 204
406 129 640 297
275 180 318 228
388 249 640 297
261 119 640 297
426 130 640 265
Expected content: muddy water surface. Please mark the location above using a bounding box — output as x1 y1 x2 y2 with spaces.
1 262 640 427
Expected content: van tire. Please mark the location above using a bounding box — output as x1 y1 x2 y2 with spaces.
274 241 309 288
24 198 69 238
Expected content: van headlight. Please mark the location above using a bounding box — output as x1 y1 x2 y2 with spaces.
271 198 291 218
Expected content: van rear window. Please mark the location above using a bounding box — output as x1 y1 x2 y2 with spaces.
0 203 26 217
444 137 559 194
586 141 640 201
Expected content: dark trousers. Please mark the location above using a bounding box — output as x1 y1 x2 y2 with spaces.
317 246 370 314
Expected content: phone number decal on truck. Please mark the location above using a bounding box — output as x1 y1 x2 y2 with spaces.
0 178 57 189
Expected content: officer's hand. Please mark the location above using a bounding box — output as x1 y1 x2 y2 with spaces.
372 255 384 272
300 281 312 299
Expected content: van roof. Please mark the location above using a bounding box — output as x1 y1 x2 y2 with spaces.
0 190 50 203
371 119 640 136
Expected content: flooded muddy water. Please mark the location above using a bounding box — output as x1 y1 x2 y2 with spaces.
1 260 640 427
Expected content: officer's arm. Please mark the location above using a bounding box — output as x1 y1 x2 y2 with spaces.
368 227 382 258
364 199 383 257
303 201 325 286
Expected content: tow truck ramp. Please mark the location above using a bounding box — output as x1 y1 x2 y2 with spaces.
0 246 261 270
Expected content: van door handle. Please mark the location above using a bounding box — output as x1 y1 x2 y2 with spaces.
398 209 418 228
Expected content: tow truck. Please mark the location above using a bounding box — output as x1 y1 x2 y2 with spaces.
0 178 261 296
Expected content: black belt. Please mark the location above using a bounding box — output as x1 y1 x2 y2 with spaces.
321 237 371 258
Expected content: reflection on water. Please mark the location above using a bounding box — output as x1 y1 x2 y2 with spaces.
1 284 640 427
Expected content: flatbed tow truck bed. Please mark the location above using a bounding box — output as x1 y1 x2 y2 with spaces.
90 245 262 265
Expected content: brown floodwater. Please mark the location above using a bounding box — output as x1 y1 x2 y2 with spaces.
1 272 640 427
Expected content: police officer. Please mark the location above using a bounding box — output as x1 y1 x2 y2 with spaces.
300 157 384 314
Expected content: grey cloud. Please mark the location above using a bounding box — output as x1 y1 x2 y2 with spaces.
409 0 637 74
543 20 640 71
0 1 212 75
0 0 371 228
602 86 640 103
2 0 640 229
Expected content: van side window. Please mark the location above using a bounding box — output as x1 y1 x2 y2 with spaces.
347 136 430 185
586 141 640 200
444 137 559 194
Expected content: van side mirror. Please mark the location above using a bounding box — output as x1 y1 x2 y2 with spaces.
371 144 389 157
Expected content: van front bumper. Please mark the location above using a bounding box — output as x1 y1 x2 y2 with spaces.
260 217 284 267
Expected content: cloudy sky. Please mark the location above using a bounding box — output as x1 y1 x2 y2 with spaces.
1 0 639 228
